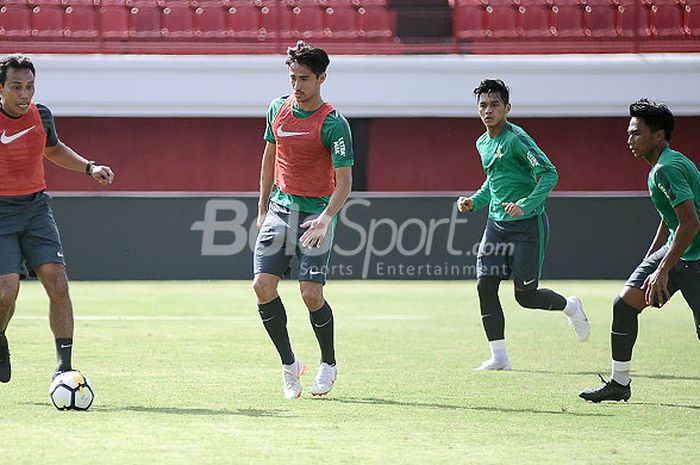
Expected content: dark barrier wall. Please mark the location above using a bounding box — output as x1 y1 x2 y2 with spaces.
47 116 700 192
50 194 658 281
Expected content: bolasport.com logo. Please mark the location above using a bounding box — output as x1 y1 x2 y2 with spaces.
190 198 513 279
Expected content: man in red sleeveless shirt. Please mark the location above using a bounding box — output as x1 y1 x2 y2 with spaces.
0 54 114 384
253 42 354 399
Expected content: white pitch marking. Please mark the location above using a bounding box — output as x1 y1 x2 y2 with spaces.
15 314 427 321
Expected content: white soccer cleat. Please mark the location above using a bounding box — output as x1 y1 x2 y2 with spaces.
476 358 512 371
311 362 337 396
566 296 591 342
282 357 306 399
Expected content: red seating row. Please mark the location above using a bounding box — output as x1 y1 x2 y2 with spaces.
0 0 396 40
453 0 700 39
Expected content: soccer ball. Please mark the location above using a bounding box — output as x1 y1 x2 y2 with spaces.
49 371 95 411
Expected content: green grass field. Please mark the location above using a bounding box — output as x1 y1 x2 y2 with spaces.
0 280 697 465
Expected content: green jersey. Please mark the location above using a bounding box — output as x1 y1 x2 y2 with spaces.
264 96 354 214
470 122 558 221
648 146 700 261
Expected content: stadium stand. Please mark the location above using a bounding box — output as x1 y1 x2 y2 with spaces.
1 0 696 53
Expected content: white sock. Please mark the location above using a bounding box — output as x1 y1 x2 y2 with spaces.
611 360 632 386
489 339 508 362
563 297 577 317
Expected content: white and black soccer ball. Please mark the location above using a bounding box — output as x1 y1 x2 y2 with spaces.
49 371 95 411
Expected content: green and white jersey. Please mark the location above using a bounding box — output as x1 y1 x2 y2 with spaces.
648 147 700 261
470 122 558 222
264 96 354 214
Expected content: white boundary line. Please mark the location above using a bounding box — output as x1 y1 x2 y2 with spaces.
14 315 427 321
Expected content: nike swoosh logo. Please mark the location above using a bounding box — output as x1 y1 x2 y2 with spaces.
313 318 332 328
276 125 311 138
59 344 72 349
523 278 537 286
1 125 36 144
261 316 274 323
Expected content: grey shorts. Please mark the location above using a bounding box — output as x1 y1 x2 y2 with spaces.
253 201 336 284
625 245 700 309
476 213 549 290
0 191 65 278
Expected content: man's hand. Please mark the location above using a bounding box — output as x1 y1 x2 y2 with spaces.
90 165 114 185
502 202 525 218
300 214 331 248
643 268 671 306
457 197 474 213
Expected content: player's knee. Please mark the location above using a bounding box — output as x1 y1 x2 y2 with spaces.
612 296 641 328
252 275 276 302
0 276 20 309
476 277 499 299
300 285 323 311
514 290 538 309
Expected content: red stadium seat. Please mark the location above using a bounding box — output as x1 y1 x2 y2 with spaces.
129 1 162 38
227 1 260 38
259 1 293 38
357 5 394 38
484 0 520 38
687 0 700 35
453 0 490 39
64 4 98 38
290 4 325 38
0 1 32 38
100 1 130 38
161 2 194 37
193 1 227 37
642 0 685 36
581 0 619 37
550 0 586 37
520 0 556 37
323 4 358 38
31 4 65 38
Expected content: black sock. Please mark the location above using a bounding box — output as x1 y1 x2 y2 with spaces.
309 301 335 366
477 277 505 341
258 297 295 365
514 289 567 310
611 296 641 362
55 338 73 373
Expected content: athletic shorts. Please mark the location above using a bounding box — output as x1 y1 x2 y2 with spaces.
476 213 549 290
625 244 700 311
0 191 65 278
253 201 336 284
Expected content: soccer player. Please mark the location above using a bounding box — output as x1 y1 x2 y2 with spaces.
457 79 590 370
580 99 700 403
252 41 353 399
0 54 114 383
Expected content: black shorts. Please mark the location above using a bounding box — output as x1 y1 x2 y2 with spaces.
476 213 549 290
253 201 336 284
625 245 700 310
0 191 65 278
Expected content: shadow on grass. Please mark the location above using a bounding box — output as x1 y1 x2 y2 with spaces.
633 402 700 411
317 397 612 417
517 369 700 381
24 403 292 417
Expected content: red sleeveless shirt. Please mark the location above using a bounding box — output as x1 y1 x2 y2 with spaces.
0 103 48 196
271 97 336 197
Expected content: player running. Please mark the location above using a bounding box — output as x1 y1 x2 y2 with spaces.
0 54 114 384
252 42 353 399
457 79 590 371
580 99 700 403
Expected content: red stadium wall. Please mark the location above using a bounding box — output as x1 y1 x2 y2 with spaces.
45 116 700 192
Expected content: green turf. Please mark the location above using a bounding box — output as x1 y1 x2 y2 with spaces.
0 280 697 465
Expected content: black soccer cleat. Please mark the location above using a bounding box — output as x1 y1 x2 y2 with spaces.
579 374 631 403
0 333 11 383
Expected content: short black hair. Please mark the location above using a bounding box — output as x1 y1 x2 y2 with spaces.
285 41 330 77
0 54 35 85
473 79 510 105
629 98 674 142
